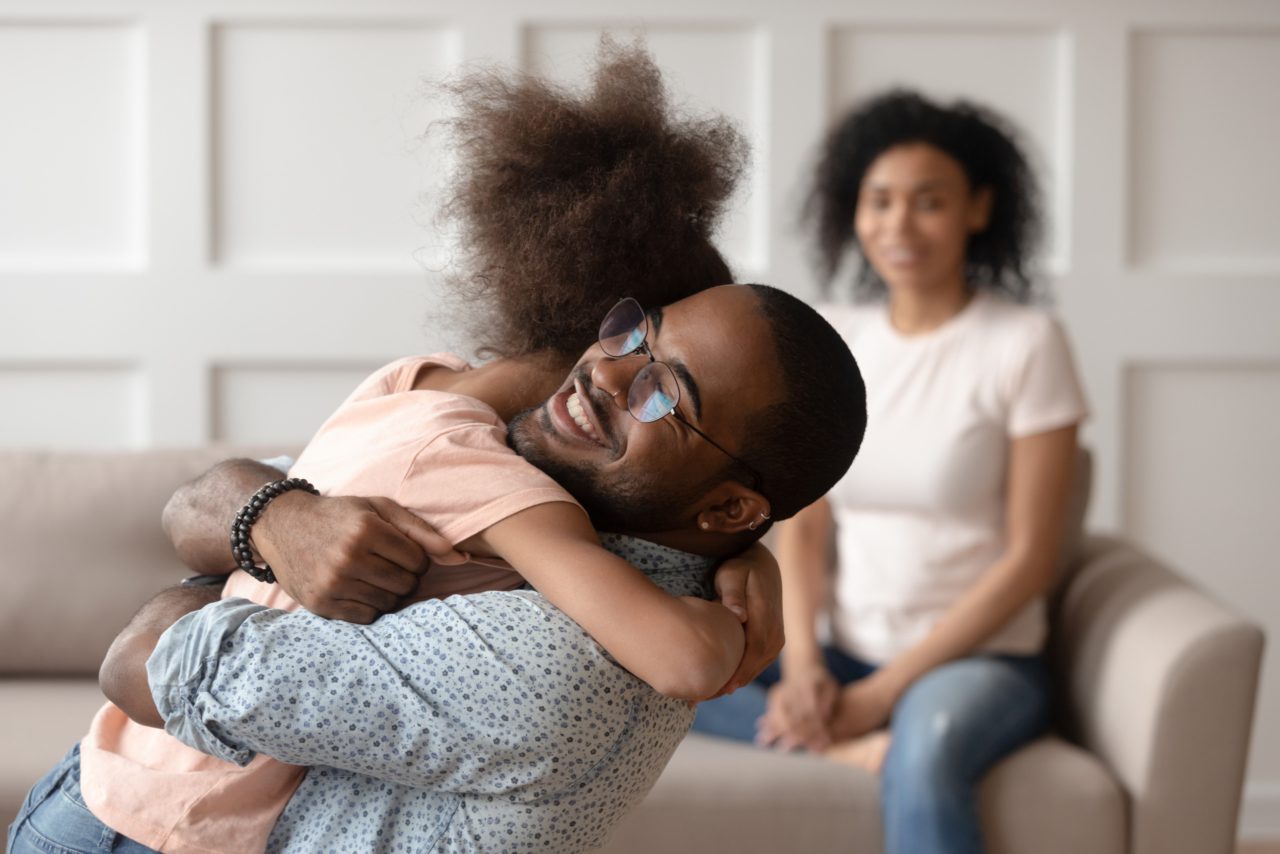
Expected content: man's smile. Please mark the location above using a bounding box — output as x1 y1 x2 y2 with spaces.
547 378 614 450
567 391 601 442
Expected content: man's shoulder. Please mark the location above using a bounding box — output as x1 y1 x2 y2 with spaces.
597 533 717 600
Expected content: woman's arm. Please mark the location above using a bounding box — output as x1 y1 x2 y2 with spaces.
757 498 841 750
472 503 746 701
829 424 1079 740
777 497 834 674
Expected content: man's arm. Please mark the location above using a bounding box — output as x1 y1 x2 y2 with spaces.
132 591 641 797
99 584 222 727
163 458 288 575
163 458 451 623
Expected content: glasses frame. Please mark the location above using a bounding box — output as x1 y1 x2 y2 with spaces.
598 298 766 495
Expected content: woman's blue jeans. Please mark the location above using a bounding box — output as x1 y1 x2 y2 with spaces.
692 647 1051 854
7 743 159 854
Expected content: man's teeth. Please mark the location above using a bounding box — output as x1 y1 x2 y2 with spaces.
566 393 599 440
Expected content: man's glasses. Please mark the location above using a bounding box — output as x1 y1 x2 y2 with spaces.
597 297 765 494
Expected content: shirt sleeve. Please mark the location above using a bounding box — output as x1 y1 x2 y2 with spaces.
1006 314 1089 438
258 455 295 474
147 592 641 800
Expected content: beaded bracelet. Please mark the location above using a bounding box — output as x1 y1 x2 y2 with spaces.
230 477 319 583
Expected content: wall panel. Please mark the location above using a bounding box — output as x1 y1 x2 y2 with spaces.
0 365 144 449
0 23 144 271
211 363 382 444
212 22 460 271
1125 363 1280 785
1130 30 1280 273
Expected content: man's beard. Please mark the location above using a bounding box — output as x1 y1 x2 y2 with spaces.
507 404 691 533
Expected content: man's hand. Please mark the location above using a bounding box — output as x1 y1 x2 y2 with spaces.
755 661 839 752
709 544 784 696
255 492 464 624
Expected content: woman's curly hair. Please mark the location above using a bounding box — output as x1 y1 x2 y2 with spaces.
804 89 1043 302
438 38 748 357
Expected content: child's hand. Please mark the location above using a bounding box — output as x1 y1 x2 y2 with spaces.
257 492 463 623
709 544 784 696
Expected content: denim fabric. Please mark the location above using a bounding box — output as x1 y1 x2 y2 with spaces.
691 645 875 743
692 648 1050 854
7 744 159 854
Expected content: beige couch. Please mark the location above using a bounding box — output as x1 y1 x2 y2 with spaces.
0 448 1265 854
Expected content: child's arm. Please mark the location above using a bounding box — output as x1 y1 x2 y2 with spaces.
468 503 746 701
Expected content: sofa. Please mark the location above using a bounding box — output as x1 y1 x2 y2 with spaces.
0 448 1265 854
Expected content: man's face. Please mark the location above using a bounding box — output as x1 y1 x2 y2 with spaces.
508 285 780 533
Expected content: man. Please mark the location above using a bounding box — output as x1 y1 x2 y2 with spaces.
9 284 867 853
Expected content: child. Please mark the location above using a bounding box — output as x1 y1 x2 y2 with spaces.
78 41 766 854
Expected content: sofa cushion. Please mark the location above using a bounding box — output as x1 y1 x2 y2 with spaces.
0 448 277 675
602 733 1124 854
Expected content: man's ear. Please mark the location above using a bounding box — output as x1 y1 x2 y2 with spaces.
694 482 771 535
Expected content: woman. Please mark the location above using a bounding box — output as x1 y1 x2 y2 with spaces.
692 90 1087 854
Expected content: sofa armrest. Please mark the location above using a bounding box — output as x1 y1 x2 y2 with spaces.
1050 534 1264 854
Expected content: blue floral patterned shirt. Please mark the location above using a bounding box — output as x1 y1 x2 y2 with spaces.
147 534 716 853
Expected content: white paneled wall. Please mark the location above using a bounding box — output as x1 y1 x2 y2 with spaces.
1 0 1278 839
212 22 459 271
0 23 145 270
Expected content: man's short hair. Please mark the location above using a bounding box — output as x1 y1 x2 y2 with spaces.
739 285 867 523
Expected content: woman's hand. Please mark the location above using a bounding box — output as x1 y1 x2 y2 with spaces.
256 492 464 623
756 661 839 751
709 544 785 695
829 672 898 741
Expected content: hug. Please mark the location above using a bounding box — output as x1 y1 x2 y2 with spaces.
4 30 1265 854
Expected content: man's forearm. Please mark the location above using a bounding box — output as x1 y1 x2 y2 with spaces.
99 584 222 727
163 458 285 574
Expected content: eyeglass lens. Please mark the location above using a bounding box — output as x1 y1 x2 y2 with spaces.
598 298 648 357
598 298 682 424
628 364 680 424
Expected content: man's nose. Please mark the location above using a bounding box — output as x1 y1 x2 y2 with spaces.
591 352 644 409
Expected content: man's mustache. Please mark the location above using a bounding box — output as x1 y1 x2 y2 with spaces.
570 366 622 454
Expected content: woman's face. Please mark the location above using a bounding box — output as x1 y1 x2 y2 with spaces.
854 143 992 298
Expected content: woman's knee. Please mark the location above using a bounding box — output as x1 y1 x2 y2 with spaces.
886 656 1050 784
885 703 971 789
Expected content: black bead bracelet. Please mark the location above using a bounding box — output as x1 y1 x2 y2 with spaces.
230 477 319 583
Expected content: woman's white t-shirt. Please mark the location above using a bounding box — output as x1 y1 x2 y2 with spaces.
819 292 1088 664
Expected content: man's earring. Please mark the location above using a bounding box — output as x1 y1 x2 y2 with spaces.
699 521 710 531
747 511 771 531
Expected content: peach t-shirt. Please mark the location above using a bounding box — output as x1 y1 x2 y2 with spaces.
80 354 579 854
